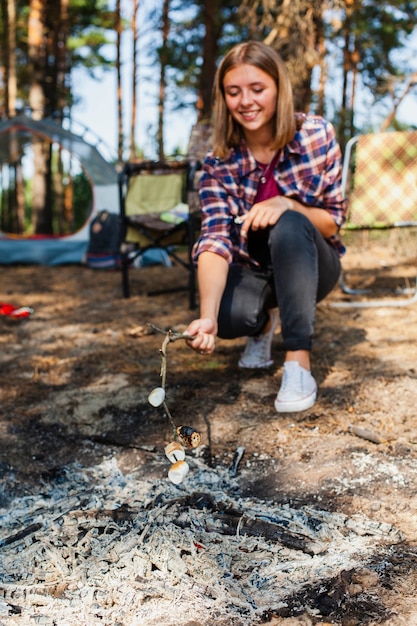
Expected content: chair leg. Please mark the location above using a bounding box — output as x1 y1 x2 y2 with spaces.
121 252 130 298
331 275 417 308
187 215 197 310
331 291 417 308
339 272 373 295
189 262 197 310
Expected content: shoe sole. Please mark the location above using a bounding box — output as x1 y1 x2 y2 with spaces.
274 391 317 413
238 359 274 369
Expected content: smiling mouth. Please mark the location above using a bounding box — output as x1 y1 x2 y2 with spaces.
239 110 260 120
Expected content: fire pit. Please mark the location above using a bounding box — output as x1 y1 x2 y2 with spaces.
0 454 403 625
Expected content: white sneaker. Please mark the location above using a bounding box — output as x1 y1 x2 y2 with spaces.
238 309 280 369
274 361 317 413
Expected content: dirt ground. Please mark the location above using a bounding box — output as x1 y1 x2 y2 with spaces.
1 232 417 625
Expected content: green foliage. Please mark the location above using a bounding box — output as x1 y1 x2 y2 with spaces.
349 2 417 96
68 32 114 75
67 0 116 75
2 0 417 162
0 0 116 114
72 171 93 231
323 0 417 139
68 0 115 30
147 0 245 109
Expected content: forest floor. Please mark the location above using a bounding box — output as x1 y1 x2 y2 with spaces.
0 230 417 626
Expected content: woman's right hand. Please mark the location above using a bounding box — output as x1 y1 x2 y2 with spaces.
185 317 218 355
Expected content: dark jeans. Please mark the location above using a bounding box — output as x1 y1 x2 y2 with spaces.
218 210 341 351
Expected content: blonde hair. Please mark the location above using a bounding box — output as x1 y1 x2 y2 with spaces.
212 41 296 158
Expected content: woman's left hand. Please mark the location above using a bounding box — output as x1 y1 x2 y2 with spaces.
240 197 293 236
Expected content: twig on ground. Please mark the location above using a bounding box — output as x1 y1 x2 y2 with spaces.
348 425 389 444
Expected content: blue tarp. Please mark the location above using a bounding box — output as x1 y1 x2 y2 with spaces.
0 238 88 265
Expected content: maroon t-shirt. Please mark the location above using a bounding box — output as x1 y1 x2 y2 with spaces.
254 152 280 203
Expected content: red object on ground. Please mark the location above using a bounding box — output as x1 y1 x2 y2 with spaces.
0 303 34 318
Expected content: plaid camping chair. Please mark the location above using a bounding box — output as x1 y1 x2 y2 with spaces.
332 130 417 308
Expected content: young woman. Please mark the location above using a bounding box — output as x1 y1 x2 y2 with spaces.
185 41 347 413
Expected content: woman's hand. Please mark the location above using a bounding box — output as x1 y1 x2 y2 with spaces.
185 317 218 355
240 196 339 239
240 197 293 236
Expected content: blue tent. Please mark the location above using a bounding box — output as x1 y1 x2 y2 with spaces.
0 115 118 265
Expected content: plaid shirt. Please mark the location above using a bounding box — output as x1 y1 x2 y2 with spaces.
193 115 347 266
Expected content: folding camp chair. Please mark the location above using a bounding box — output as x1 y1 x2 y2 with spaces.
332 130 417 308
118 159 199 309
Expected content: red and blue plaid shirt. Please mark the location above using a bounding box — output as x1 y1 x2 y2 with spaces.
193 115 347 266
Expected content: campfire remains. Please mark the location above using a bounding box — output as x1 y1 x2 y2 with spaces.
0 454 403 625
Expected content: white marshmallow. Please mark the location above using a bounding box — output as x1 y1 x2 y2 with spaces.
168 460 189 484
148 386 165 407
165 441 186 463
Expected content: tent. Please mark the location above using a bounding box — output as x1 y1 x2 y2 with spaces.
0 115 118 265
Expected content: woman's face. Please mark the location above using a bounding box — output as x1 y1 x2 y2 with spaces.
223 63 277 139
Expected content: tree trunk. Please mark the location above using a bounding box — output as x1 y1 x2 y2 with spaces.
379 72 417 132
55 0 69 117
28 0 50 234
0 0 8 118
7 0 17 117
349 41 359 138
198 0 221 121
315 11 326 117
3 0 25 233
129 0 140 160
43 0 69 230
157 0 170 161
339 12 352 151
116 0 124 164
28 0 46 119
